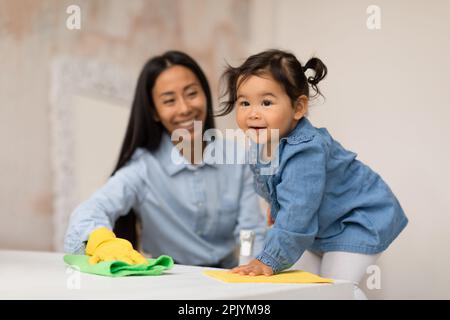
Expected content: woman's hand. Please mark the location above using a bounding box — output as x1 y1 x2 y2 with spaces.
86 227 149 265
231 259 274 276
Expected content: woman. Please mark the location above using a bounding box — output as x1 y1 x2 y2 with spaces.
64 51 266 268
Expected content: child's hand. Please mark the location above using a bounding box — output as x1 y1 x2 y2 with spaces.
231 259 274 276
267 207 274 226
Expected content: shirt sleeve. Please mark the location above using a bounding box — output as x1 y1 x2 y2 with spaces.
63 154 146 254
234 164 267 261
256 139 327 273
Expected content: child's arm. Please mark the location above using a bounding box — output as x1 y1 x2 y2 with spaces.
234 138 327 275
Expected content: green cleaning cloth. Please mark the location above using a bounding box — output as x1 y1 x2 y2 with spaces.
63 254 174 277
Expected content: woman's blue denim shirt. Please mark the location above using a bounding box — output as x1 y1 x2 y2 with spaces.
252 117 408 273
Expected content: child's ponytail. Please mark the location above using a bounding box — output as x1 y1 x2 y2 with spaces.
303 57 327 98
218 49 328 116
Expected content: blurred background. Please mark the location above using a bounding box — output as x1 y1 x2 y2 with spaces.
1 0 449 299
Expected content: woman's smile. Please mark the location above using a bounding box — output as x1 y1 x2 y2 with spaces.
175 117 197 130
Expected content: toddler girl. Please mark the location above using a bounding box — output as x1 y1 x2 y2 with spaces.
219 49 408 299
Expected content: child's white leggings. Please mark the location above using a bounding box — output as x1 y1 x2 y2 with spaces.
289 250 381 300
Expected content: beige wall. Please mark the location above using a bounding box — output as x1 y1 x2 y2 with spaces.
1 0 449 299
0 0 246 251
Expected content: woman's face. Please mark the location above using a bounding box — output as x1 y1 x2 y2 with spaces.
152 65 207 141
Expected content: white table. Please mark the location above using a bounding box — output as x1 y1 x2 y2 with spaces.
0 250 354 299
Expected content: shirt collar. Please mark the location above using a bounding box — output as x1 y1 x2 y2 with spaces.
156 132 218 176
281 117 316 145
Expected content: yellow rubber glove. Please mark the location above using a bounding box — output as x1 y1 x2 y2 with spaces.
85 227 149 265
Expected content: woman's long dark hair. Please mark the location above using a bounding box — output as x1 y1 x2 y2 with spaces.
112 51 215 246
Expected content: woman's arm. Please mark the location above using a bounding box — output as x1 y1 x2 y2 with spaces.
63 153 146 254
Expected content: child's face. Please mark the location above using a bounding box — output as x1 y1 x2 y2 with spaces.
235 74 307 143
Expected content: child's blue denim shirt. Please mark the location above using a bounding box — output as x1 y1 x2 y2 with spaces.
251 117 408 273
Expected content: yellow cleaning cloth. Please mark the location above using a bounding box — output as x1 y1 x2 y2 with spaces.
202 270 333 284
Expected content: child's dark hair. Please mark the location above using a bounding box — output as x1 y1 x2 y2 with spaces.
218 49 327 116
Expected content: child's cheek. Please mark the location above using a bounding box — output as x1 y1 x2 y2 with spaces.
236 113 247 130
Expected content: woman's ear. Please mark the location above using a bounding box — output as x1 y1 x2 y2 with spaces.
293 95 308 120
152 112 160 122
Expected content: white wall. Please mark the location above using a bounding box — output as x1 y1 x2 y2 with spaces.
247 0 450 299
73 95 130 205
